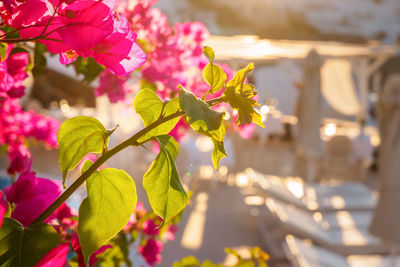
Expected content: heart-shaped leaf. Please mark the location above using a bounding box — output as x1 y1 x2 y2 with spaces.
143 135 188 226
134 88 180 143
58 116 109 182
78 167 137 264
203 63 227 93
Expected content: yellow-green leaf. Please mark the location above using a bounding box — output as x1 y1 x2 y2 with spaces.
57 116 108 182
202 46 215 63
172 256 200 267
179 88 224 132
134 88 180 143
203 63 227 93
143 135 188 226
227 63 254 93
78 168 137 264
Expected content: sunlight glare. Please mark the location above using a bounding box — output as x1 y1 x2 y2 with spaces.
324 123 337 136
181 192 209 250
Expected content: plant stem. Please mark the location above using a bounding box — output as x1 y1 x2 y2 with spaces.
31 95 224 225
31 110 184 224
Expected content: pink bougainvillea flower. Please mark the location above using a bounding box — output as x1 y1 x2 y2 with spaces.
95 70 131 103
142 219 160 236
5 170 63 225
139 238 163 266
90 15 147 76
7 51 29 83
165 224 178 241
7 144 31 175
0 190 8 227
123 212 137 232
168 118 189 143
0 95 59 174
72 234 112 267
93 33 147 75
0 0 49 28
135 201 147 219
19 16 69 54
34 243 70 267
58 1 114 50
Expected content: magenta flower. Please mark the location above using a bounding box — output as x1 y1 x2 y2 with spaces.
5 170 63 225
142 219 160 236
0 0 48 28
165 224 178 241
123 212 137 232
71 233 112 267
139 238 163 266
95 70 131 103
58 1 114 51
7 144 31 175
17 0 146 76
34 243 70 267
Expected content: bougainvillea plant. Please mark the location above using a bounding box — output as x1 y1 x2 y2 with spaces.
0 0 266 266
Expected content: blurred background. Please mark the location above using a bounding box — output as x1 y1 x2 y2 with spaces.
1 0 400 266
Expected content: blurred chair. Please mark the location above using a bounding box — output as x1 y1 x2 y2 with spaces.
284 234 400 267
245 169 376 212
264 197 389 255
319 135 365 181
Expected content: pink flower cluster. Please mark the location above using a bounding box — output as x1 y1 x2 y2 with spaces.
0 97 60 174
94 70 131 103
0 0 147 76
123 202 178 266
4 169 67 225
95 0 208 102
0 41 29 99
120 0 208 98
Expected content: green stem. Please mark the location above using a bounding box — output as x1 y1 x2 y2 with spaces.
31 93 225 225
31 110 184 225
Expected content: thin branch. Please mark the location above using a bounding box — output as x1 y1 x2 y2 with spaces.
30 97 224 225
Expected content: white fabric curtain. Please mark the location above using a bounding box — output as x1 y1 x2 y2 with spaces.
321 59 362 116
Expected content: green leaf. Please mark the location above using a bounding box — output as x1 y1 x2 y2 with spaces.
179 88 224 132
32 43 47 77
236 261 255 267
226 63 254 93
251 111 264 128
203 63 227 93
201 260 223 267
58 116 109 182
0 218 59 267
202 46 215 62
172 256 200 267
224 87 264 127
143 135 188 225
140 79 157 91
212 138 226 170
194 124 226 170
80 159 94 174
4 202 11 218
0 43 8 61
78 168 137 265
134 88 180 143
